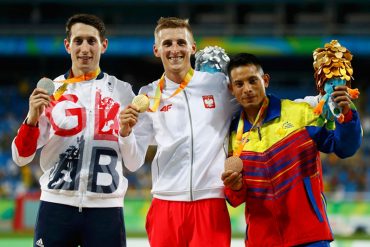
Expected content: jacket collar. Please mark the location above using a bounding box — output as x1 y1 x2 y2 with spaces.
63 70 104 80
235 94 281 132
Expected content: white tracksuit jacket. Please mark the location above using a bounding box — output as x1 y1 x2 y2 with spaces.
12 72 135 208
120 70 238 201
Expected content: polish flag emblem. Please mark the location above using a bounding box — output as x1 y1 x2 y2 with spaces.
202 95 215 109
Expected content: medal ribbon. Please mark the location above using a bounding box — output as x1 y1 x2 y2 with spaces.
149 68 194 112
53 68 101 100
233 97 269 157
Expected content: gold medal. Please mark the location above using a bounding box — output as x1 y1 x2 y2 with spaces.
132 94 150 113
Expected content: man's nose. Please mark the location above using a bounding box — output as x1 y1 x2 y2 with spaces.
80 40 90 52
169 43 180 53
243 83 252 92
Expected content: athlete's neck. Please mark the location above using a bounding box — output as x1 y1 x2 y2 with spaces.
71 66 99 77
165 66 192 84
245 110 259 125
244 99 268 125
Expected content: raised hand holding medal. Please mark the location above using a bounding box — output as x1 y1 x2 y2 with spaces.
118 95 149 138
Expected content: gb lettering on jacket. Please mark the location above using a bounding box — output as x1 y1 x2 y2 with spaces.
45 90 120 140
44 90 121 193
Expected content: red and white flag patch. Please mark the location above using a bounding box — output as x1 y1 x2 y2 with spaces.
202 95 215 109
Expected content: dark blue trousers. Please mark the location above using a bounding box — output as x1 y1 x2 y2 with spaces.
297 240 331 247
34 201 126 247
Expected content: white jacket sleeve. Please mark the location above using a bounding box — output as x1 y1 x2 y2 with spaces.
294 95 321 107
119 106 155 172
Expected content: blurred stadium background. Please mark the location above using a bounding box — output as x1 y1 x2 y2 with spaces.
0 0 369 246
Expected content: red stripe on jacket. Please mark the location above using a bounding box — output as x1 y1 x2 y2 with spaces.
14 123 40 157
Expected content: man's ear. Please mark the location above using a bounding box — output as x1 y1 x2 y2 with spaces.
153 44 160 58
191 41 197 55
263 74 270 88
64 39 71 54
101 39 108 54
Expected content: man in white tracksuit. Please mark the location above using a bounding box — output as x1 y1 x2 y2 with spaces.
12 14 134 247
119 17 238 247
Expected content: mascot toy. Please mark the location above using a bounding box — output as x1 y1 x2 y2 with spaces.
312 40 359 129
195 46 230 74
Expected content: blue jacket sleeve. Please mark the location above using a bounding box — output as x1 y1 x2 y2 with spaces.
306 110 362 158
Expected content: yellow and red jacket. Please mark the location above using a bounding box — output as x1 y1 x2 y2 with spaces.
225 94 362 247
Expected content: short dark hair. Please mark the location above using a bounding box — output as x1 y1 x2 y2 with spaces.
227 53 264 79
65 13 106 42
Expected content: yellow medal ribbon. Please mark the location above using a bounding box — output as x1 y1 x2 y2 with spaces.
148 68 194 112
53 68 101 100
233 97 269 157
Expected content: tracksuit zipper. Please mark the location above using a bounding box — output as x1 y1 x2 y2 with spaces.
156 151 160 176
183 90 194 201
79 81 95 212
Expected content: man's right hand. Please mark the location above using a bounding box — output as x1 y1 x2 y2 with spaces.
221 170 243 191
332 85 353 115
26 88 51 126
119 104 139 137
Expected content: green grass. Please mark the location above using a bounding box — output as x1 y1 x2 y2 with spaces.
335 233 370 240
0 232 32 238
0 239 32 247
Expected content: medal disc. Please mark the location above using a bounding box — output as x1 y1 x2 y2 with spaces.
224 156 243 172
